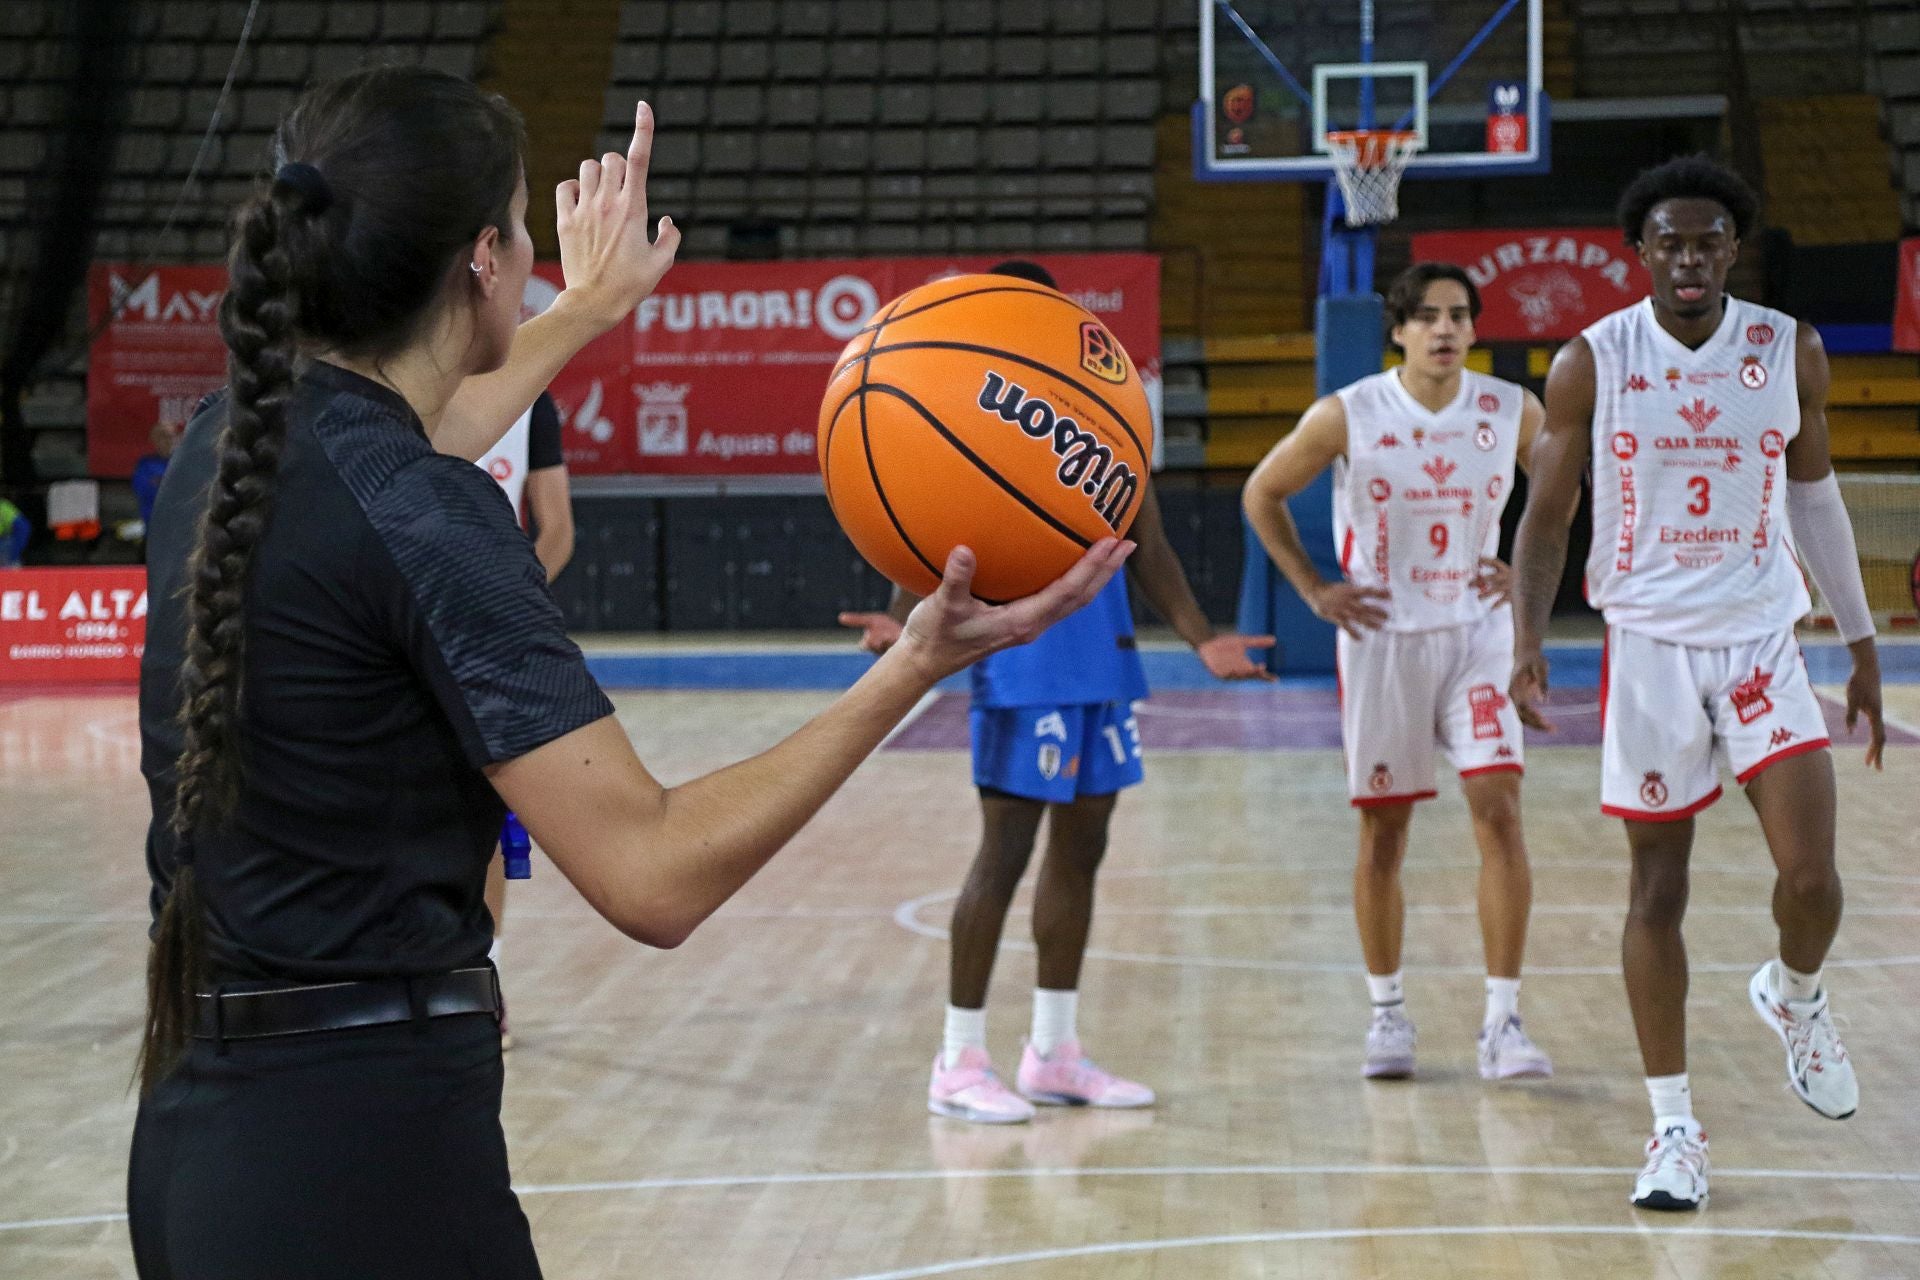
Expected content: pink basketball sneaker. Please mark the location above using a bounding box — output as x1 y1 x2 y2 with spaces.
1016 1040 1155 1108
928 1048 1035 1124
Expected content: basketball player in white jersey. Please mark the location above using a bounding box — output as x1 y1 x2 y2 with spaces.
1244 263 1553 1083
1510 155 1886 1211
475 389 575 1047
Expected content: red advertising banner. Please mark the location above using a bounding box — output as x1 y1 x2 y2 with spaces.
1895 237 1920 354
1409 229 1652 340
521 264 638 475
0 567 147 684
625 253 1161 475
87 254 1160 478
86 265 230 478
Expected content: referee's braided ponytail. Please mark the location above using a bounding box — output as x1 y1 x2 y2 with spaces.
140 66 525 1094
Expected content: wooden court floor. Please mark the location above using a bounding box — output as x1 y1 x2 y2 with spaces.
3 680 1918 1279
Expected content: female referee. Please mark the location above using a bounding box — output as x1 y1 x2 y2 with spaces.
130 66 1129 1279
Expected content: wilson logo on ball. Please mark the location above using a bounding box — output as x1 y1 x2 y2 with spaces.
1079 322 1129 385
978 371 1140 529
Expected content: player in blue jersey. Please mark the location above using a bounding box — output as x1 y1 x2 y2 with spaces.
841 261 1273 1123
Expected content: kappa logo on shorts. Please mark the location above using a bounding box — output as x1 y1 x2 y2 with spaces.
1731 666 1775 725
1078 322 1130 385
1037 743 1062 780
1494 743 1516 759
1640 771 1669 808
1033 713 1070 741
1769 727 1796 749
1369 763 1394 793
1468 684 1508 740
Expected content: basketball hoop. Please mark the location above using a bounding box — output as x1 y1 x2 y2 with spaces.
1326 129 1421 227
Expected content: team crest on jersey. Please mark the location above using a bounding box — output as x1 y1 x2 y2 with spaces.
1376 433 1402 449
1412 427 1426 446
1677 399 1720 432
1665 368 1682 389
1639 772 1669 808
1731 666 1775 725
1622 374 1652 392
1369 763 1394 793
1739 356 1767 390
1422 456 1458 485
1037 743 1062 780
1475 422 1497 451
1477 393 1500 412
1760 429 1786 458
1368 477 1392 502
1611 432 1638 460
1078 322 1129 385
1747 323 1775 345
1468 684 1507 740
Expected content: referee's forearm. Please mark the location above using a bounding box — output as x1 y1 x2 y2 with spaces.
642 645 933 940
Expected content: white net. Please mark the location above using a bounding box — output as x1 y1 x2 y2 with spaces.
1805 473 1920 626
1327 130 1421 227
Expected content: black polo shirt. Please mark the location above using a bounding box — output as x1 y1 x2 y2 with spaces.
140 362 612 983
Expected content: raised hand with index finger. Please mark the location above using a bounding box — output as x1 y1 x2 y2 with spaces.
554 101 682 329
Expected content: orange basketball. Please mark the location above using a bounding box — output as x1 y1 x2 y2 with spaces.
817 274 1154 603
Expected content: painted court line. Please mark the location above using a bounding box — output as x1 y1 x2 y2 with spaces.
12 1162 1918 1235
835 1224 1920 1280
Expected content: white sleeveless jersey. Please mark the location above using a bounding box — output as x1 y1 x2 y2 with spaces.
474 407 533 525
1333 369 1523 632
1582 297 1810 646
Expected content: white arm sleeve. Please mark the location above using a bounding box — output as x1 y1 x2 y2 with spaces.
1787 473 1875 643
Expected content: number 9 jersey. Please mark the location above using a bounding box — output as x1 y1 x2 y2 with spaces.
1332 369 1524 632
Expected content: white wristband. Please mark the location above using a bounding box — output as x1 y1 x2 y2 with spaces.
1786 474 1875 644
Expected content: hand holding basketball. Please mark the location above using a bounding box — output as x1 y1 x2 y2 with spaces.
554 100 681 329
893 541 1134 683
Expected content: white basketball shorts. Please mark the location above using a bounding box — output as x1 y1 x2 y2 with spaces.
1600 625 1831 822
1337 609 1525 807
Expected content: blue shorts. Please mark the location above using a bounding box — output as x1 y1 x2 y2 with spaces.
969 701 1145 804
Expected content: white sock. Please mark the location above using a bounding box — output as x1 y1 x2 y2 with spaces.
942 1004 987 1070
1365 970 1404 1009
1484 977 1521 1028
1031 988 1078 1057
488 937 502 967
1647 1072 1696 1133
1771 958 1822 1005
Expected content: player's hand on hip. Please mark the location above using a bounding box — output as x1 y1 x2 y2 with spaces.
554 101 681 329
1307 582 1391 638
1196 633 1277 681
895 541 1134 682
1509 648 1555 732
1473 556 1513 608
1845 649 1886 770
838 611 903 655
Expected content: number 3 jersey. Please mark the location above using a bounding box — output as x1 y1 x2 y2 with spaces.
1333 369 1524 633
1581 297 1810 647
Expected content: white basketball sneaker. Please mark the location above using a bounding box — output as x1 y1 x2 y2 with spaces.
1363 1006 1416 1079
1748 961 1858 1120
1477 1015 1553 1080
1631 1123 1709 1211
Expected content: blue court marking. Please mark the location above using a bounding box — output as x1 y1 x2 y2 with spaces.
583 641 1920 692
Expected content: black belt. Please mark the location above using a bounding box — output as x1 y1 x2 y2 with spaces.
192 967 500 1042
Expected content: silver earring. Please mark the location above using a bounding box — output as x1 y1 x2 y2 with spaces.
470 262 482 275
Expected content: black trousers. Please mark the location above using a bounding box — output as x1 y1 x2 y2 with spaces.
128 1011 541 1279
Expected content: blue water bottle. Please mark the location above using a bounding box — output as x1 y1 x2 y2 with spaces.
501 811 532 880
